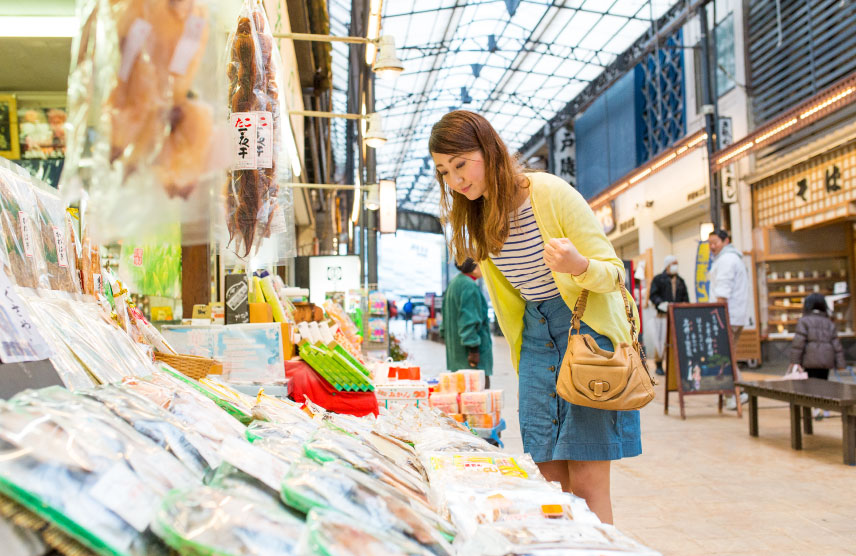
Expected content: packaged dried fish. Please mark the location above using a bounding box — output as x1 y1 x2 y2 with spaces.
298 508 438 556
246 418 318 444
443 486 599 540
413 426 500 454
225 0 286 257
153 486 305 555
84 384 218 479
0 169 48 290
457 519 661 555
0 388 197 555
281 461 453 555
304 427 431 506
31 188 80 294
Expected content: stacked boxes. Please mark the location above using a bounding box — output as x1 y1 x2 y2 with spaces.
429 370 503 429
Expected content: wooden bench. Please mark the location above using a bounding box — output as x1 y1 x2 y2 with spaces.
736 379 856 466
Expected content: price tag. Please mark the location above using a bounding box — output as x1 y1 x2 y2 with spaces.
0 269 52 363
133 247 143 267
169 15 206 75
89 463 159 532
230 112 258 170
218 436 290 491
255 111 273 169
18 212 32 258
52 226 68 268
118 19 153 82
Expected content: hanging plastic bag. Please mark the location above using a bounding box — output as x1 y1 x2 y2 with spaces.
32 187 81 294
0 168 50 289
60 0 229 246
225 0 293 259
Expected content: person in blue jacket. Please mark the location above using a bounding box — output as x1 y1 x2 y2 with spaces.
441 258 494 386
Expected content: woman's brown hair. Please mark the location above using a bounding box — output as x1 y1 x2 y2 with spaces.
429 110 525 262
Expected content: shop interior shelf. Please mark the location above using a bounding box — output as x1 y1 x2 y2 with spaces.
768 299 847 310
768 291 833 297
769 319 849 326
767 276 846 284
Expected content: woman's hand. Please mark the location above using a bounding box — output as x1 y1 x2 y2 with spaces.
544 238 589 276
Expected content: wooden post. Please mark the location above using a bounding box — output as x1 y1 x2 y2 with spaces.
181 244 211 319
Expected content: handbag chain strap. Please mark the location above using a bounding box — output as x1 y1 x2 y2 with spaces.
571 276 638 347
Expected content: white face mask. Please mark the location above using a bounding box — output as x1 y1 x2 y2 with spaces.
669 264 679 274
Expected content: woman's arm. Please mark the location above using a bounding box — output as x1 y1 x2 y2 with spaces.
551 182 624 293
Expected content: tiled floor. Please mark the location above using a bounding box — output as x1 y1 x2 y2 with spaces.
392 320 856 555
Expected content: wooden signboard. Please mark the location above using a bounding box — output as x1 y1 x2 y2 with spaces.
664 303 742 419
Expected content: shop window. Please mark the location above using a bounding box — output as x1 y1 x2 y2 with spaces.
693 12 736 112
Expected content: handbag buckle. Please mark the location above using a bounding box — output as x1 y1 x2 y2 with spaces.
589 379 610 397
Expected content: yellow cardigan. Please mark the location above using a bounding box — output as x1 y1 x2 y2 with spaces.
481 172 638 373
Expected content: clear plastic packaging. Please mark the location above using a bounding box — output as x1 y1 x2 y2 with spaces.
60 0 229 246
444 487 599 540
281 461 453 554
457 519 661 555
298 507 439 556
153 486 305 555
0 168 49 290
31 187 81 293
429 392 459 414
225 0 290 259
413 427 499 455
0 387 197 556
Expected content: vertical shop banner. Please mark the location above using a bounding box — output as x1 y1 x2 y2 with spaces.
551 123 576 187
694 241 713 302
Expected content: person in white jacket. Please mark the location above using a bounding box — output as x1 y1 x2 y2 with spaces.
708 229 750 409
707 230 750 337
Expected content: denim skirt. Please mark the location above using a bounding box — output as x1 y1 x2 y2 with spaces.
518 296 642 462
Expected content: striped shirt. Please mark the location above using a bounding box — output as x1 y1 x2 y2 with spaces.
490 198 561 302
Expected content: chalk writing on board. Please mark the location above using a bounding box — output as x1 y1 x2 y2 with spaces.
672 304 735 393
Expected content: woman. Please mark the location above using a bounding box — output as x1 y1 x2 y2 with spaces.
429 110 641 524
440 259 493 385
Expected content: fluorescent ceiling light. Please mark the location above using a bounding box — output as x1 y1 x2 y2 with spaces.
0 16 78 38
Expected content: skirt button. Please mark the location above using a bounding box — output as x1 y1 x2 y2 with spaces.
546 341 554 348
550 392 557 398
552 418 558 425
539 318 546 324
549 365 556 371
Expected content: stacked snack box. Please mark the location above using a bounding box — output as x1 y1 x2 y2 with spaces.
429 370 504 429
375 365 430 408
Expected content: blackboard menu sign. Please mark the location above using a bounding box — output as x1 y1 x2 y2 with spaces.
665 303 742 419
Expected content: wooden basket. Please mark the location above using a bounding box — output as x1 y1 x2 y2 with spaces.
154 352 223 380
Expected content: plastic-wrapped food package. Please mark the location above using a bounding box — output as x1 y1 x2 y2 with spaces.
124 368 248 442
225 0 287 258
23 297 132 384
16 293 96 391
246 416 318 444
460 391 493 414
429 392 459 414
457 519 661 556
0 388 197 555
84 384 219 479
251 391 315 424
153 486 305 555
324 300 362 347
374 403 472 446
31 188 80 293
443 487 599 540
298 508 438 556
304 427 431 505
0 169 49 289
281 461 453 555
155 366 253 424
422 452 548 514
61 0 228 246
413 427 500 454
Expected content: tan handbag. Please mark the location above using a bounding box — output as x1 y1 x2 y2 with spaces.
556 282 655 411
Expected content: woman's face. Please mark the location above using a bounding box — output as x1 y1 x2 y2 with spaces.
432 150 486 201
